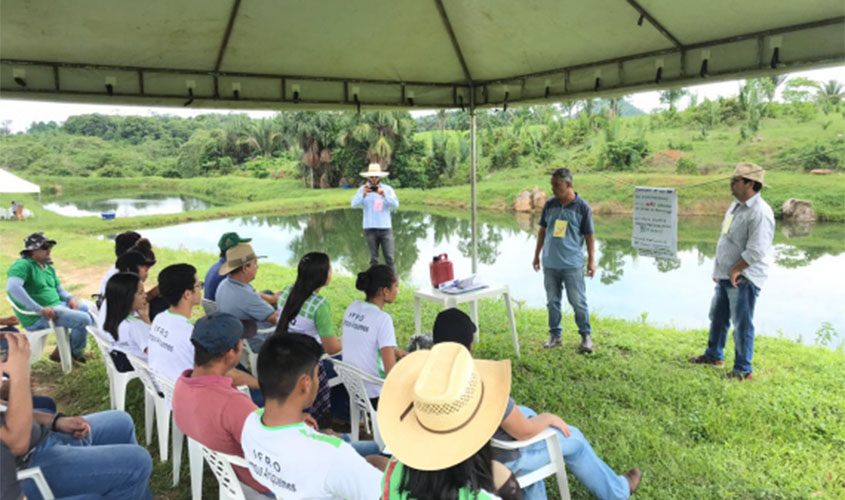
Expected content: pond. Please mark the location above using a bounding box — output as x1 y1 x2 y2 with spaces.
139 209 845 348
44 194 215 218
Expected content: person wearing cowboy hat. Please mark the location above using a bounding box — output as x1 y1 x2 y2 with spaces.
204 231 252 301
6 233 93 363
430 309 641 500
351 162 400 271
378 341 527 500
690 162 775 381
215 243 279 352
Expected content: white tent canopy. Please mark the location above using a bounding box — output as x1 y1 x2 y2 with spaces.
0 168 40 194
1 1 843 110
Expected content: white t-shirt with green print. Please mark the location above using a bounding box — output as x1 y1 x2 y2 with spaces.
341 300 397 399
278 285 336 343
240 409 382 500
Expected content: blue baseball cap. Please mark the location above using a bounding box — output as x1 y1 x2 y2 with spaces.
191 312 244 354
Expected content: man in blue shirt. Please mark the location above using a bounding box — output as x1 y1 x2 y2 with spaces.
204 232 251 301
351 163 399 270
532 168 596 353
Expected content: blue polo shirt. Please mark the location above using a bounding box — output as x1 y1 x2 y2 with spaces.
204 257 226 300
539 193 594 269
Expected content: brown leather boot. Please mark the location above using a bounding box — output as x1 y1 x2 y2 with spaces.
625 468 642 494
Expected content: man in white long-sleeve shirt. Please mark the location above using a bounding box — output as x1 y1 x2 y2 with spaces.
351 163 399 270
690 163 775 380
6 233 92 363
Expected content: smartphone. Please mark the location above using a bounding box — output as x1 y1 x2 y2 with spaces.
0 333 8 363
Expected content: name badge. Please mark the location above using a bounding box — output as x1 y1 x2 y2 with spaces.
374 198 384 212
722 214 734 235
553 219 568 238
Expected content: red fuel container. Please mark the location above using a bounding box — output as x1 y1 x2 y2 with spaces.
430 253 454 287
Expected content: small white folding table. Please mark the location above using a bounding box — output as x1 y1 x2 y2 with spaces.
413 284 520 357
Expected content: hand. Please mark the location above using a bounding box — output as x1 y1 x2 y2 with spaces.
303 413 319 430
532 256 540 272
729 268 742 287
67 298 79 310
0 332 31 377
586 261 596 278
40 307 57 321
545 413 571 438
396 348 408 359
376 188 385 196
55 416 90 439
0 316 19 327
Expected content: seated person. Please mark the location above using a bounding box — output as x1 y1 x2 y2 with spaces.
98 249 160 329
240 334 385 500
377 341 522 500
216 243 278 352
102 272 151 372
148 264 259 402
6 233 92 363
204 232 252 301
1 331 153 500
432 308 642 500
124 239 167 319
277 252 340 421
341 265 405 409
97 231 142 303
172 313 271 499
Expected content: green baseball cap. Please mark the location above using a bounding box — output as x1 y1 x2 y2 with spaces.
217 232 251 253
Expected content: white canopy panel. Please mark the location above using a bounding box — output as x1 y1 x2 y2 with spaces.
1 0 843 110
0 169 40 194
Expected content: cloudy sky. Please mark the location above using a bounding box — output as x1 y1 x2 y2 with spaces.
1 66 842 133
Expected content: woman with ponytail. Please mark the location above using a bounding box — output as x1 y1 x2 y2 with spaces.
102 272 151 371
341 264 406 408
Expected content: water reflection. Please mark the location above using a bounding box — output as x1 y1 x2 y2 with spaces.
44 194 214 218
140 209 845 346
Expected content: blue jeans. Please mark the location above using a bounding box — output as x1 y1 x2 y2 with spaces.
340 434 382 457
22 411 152 500
543 268 591 338
364 228 395 270
704 278 760 375
503 407 629 500
25 302 92 358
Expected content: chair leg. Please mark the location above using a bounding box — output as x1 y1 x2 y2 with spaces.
155 402 171 462
28 335 47 366
249 352 258 378
114 376 129 412
172 421 184 486
54 327 73 374
350 405 360 442
545 432 571 500
144 392 155 446
188 439 204 500
503 292 520 358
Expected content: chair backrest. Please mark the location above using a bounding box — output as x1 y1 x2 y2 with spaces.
6 296 35 316
199 442 249 500
151 370 177 408
86 325 120 373
123 351 164 399
201 298 218 315
329 359 385 447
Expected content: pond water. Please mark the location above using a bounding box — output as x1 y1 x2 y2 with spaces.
140 209 845 347
44 194 214 218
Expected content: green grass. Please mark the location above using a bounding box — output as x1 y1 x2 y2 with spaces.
3 213 844 499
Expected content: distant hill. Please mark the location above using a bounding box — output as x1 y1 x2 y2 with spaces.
592 98 645 117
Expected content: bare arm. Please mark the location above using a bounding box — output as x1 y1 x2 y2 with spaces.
0 333 34 456
500 406 570 441
322 336 342 355
227 368 259 390
533 226 546 271
380 346 398 376
585 233 596 278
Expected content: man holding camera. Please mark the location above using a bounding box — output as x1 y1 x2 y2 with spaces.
351 163 399 270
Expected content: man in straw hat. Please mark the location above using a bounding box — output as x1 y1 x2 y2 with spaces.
240 334 385 500
216 243 278 352
351 162 400 271
204 231 252 301
6 232 93 363
430 309 641 500
690 162 774 381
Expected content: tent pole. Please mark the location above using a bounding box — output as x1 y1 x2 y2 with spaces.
470 91 478 275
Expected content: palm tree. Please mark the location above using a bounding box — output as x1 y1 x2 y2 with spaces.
659 88 690 112
337 111 415 170
816 80 844 113
288 112 339 188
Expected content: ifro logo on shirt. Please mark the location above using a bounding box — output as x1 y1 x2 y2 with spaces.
249 449 296 493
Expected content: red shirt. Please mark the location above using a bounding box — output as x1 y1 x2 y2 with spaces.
172 369 269 494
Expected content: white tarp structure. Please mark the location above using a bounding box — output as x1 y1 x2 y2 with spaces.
0 168 41 194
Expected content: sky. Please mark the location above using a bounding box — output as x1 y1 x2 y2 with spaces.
0 66 842 133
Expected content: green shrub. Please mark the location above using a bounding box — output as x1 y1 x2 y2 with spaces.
676 157 698 174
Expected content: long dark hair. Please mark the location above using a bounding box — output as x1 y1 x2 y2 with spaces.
399 442 495 500
276 252 330 334
355 264 396 301
103 272 141 341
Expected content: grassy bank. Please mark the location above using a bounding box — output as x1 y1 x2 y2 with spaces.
1 218 843 499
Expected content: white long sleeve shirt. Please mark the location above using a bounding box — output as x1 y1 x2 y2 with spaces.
713 193 775 289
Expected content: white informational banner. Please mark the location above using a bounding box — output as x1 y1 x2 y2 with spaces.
632 187 678 259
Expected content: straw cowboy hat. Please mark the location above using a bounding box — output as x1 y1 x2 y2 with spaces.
219 243 266 275
359 162 389 178
378 342 511 471
733 162 768 187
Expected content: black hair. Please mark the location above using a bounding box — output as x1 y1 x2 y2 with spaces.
257 333 324 401
114 231 142 257
276 252 330 335
355 264 396 300
130 238 156 265
157 264 197 307
190 339 234 367
116 250 147 274
551 167 573 184
399 441 495 500
103 272 142 342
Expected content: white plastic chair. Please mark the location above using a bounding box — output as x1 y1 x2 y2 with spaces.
199 441 268 500
328 358 384 449
491 428 571 500
86 325 139 411
201 298 218 315
6 296 73 374
17 466 54 499
122 352 165 452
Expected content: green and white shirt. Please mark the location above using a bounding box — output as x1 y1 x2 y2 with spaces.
341 300 397 399
382 459 501 500
240 409 382 500
278 285 336 343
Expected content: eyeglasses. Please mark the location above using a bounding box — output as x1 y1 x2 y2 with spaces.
195 281 205 290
